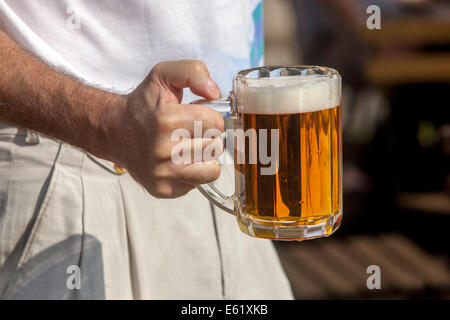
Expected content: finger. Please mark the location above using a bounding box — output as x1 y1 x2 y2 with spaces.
151 160 221 185
150 180 196 199
151 60 221 100
177 160 221 185
154 137 224 163
160 103 224 135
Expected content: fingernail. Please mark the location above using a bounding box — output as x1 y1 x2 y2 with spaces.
206 78 221 98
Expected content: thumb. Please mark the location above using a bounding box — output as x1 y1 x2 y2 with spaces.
151 60 221 100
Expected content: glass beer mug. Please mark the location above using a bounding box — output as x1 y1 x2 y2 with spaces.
197 65 342 241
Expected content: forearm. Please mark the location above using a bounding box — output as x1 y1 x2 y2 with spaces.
0 30 125 162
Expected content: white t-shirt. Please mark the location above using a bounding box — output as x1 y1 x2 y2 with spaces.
0 0 264 102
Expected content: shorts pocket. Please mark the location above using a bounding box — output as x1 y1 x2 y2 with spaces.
2 159 89 298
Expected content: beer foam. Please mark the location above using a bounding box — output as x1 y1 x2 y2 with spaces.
239 75 341 114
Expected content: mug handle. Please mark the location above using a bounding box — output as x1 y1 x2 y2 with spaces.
193 98 236 216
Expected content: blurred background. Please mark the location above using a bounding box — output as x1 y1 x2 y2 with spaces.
265 0 450 299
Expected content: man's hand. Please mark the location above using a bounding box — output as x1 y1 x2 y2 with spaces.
0 31 224 199
109 60 225 198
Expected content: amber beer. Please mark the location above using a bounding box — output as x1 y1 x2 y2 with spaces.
234 75 342 237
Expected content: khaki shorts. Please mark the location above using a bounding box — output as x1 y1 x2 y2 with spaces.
0 124 293 299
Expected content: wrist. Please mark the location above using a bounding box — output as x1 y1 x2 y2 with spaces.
71 85 128 166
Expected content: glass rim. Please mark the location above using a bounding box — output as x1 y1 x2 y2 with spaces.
234 65 340 83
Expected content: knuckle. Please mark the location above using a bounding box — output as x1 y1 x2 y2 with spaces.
154 182 173 199
192 111 206 122
191 107 223 132
213 112 225 132
155 112 177 134
149 62 164 81
153 116 165 134
190 60 208 75
152 146 168 161
156 108 190 135
152 61 166 73
156 116 170 132
157 103 176 117
203 109 224 132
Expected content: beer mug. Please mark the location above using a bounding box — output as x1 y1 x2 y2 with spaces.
197 65 342 241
